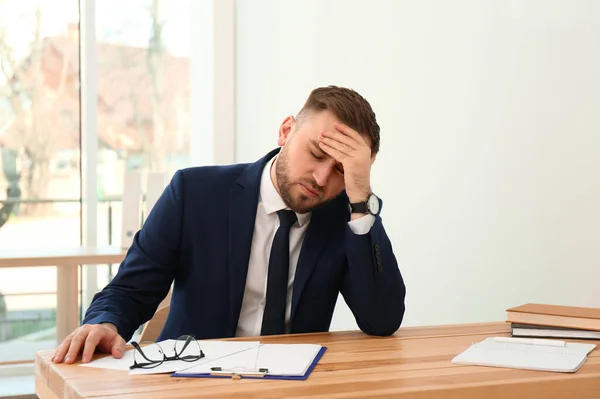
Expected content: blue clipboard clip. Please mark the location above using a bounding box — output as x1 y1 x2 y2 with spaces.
209 366 269 379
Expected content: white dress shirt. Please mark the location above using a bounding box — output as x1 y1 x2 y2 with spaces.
235 156 376 337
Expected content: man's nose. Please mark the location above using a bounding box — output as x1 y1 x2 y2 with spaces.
313 163 333 187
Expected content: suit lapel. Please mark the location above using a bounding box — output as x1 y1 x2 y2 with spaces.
227 184 257 335
227 148 280 335
291 204 336 321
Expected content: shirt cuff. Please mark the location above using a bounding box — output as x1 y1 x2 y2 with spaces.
347 214 376 235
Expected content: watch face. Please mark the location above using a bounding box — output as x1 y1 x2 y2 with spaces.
368 194 380 214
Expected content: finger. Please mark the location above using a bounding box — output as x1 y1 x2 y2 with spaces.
81 328 106 363
319 135 353 157
333 122 367 144
111 335 126 359
321 129 357 150
53 334 74 363
319 140 347 162
64 328 90 364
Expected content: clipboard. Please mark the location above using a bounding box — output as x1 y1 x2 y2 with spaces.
171 346 327 380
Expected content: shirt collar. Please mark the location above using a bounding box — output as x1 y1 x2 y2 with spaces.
260 155 311 227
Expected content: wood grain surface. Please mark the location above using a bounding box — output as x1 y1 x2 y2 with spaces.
35 322 600 398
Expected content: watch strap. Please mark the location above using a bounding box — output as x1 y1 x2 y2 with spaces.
349 201 368 214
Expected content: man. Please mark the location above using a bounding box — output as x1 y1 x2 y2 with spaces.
53 85 406 365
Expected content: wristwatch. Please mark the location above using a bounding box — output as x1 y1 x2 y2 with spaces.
348 193 381 216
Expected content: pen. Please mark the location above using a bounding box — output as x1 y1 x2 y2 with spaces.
210 367 269 373
209 371 266 379
493 337 566 347
209 367 268 379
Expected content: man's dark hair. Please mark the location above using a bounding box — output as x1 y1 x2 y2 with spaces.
297 85 380 154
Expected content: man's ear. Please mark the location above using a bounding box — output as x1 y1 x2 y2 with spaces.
277 115 296 147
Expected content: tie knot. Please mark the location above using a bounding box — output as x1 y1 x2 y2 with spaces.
277 210 297 228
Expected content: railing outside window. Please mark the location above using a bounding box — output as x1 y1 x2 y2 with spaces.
0 196 132 363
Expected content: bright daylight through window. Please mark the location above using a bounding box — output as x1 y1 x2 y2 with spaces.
0 0 190 396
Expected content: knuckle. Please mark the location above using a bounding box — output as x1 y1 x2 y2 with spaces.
66 328 80 340
71 329 88 345
68 339 82 351
70 333 82 344
88 329 105 341
71 326 87 339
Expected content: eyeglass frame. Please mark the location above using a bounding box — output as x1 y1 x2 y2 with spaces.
129 334 205 370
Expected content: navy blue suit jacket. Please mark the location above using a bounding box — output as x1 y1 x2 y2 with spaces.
83 149 406 341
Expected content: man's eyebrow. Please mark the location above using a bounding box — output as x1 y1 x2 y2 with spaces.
309 139 342 170
309 139 326 155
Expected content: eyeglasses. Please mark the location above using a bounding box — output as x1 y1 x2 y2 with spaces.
129 335 205 370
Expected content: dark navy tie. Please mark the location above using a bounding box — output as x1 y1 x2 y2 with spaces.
261 210 297 335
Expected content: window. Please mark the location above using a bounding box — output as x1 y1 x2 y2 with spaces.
0 0 192 396
0 0 80 345
94 0 190 286
0 0 80 396
0 0 221 396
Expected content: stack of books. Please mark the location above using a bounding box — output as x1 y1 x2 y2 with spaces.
506 303 600 340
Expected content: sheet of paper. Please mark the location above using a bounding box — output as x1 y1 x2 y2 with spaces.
177 343 322 376
130 340 261 375
78 349 135 371
255 344 322 376
452 337 597 373
80 339 260 375
176 344 261 374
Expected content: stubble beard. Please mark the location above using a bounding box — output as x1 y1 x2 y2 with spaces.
274 149 322 214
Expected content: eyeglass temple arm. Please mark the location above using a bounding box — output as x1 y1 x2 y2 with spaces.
178 336 194 353
131 341 161 363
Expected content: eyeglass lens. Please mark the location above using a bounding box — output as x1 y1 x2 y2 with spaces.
133 341 165 368
174 335 202 361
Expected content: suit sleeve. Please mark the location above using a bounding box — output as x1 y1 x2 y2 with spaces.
82 170 185 341
340 203 406 336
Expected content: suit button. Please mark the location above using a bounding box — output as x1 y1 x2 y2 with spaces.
374 244 379 251
377 264 383 272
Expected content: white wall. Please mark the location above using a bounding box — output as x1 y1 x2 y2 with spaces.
235 0 600 330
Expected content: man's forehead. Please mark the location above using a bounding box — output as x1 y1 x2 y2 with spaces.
304 124 373 151
296 110 373 151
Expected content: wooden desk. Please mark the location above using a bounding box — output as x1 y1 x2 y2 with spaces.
0 246 127 342
34 322 600 398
